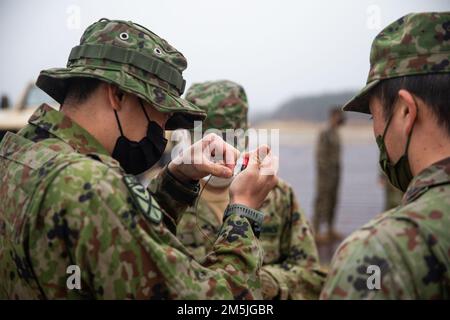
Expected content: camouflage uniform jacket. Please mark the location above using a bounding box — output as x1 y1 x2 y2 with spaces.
0 104 263 299
321 157 450 299
177 179 326 299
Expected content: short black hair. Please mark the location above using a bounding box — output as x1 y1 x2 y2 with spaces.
64 77 103 104
371 73 450 137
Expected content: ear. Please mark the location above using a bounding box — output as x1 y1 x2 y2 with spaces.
105 84 124 111
397 89 418 136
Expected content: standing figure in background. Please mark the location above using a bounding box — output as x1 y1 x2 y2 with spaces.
313 107 345 243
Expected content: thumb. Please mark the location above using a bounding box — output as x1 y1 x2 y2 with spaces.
203 159 233 178
247 145 271 169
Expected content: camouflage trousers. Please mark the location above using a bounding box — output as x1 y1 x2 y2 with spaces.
312 170 339 233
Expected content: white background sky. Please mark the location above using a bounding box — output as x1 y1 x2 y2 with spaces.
0 0 448 114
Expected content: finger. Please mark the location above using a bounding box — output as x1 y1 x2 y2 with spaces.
206 134 239 170
260 153 279 176
223 142 240 170
202 133 224 161
201 132 221 148
187 138 206 165
203 160 233 178
247 145 271 169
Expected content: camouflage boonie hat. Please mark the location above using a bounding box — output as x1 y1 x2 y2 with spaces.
36 18 206 129
344 12 450 113
185 80 248 131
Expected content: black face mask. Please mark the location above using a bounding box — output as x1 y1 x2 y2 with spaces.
112 100 168 175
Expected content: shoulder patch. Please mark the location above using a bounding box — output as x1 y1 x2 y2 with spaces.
123 174 162 224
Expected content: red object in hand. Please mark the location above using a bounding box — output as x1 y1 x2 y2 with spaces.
241 154 249 171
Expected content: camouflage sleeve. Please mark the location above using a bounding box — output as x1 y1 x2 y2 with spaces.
261 185 326 300
30 160 263 299
320 218 431 299
176 208 217 261
149 165 199 223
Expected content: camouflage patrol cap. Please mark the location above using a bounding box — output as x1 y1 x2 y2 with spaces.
36 18 206 129
185 80 248 131
343 12 450 113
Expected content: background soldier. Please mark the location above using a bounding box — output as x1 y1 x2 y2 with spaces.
312 107 345 243
321 11 450 299
0 19 279 299
176 80 326 300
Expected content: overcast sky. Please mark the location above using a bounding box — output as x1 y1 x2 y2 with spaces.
0 0 448 113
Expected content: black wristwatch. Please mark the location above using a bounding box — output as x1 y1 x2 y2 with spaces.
223 204 264 237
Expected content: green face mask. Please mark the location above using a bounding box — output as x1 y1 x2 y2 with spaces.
376 115 414 192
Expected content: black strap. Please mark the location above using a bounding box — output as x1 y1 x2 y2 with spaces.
139 99 151 122
69 44 186 94
113 110 124 136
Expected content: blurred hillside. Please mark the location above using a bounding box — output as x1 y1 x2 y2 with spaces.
250 90 371 124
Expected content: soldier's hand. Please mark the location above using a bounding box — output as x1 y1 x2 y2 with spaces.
260 269 280 300
229 145 278 210
168 133 239 183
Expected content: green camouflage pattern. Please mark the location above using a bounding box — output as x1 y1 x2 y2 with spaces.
344 11 450 113
312 127 341 233
177 179 326 300
384 183 404 211
185 80 248 131
0 104 264 299
321 157 450 299
379 171 404 211
36 18 205 130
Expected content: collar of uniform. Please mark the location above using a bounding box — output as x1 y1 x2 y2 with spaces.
403 157 450 204
28 104 110 156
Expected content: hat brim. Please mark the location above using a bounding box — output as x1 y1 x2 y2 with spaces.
36 67 206 130
342 80 379 114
